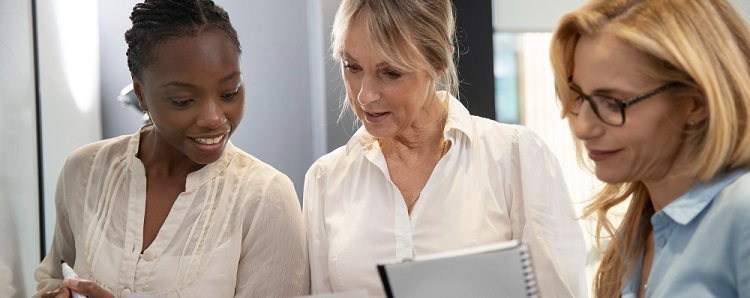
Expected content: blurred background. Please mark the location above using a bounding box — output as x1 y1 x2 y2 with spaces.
2 0 750 297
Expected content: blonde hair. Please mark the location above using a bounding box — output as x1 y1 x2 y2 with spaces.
331 0 459 104
550 0 750 296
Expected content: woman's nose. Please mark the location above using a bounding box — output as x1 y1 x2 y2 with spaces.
197 99 227 129
357 76 380 106
572 100 604 140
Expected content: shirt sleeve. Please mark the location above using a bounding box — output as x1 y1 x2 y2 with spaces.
511 127 588 298
33 158 79 298
235 172 310 297
736 187 750 298
303 162 334 293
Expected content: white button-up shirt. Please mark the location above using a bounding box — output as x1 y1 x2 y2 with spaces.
304 92 587 297
34 128 309 297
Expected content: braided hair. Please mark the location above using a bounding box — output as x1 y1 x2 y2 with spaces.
125 0 241 80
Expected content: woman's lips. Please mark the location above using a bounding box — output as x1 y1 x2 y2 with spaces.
364 111 390 123
588 149 621 162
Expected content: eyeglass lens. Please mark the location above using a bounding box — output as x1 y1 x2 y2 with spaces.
573 94 623 125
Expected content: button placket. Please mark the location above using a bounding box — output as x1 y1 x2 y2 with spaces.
657 237 667 248
651 213 668 249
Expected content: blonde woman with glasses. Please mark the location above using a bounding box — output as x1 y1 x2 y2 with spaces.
551 0 750 297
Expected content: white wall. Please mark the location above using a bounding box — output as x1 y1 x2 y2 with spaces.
494 0 750 32
98 0 145 141
0 1 41 297
37 0 103 254
221 0 315 197
308 0 359 154
493 0 586 32
734 0 750 21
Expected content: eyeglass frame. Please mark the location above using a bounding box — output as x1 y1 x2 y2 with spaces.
568 78 680 126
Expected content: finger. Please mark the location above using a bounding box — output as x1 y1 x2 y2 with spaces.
40 289 60 298
55 287 70 298
68 278 114 298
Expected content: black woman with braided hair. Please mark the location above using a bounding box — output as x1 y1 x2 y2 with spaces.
34 1 309 297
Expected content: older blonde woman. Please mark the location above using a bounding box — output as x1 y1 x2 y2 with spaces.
551 0 750 297
304 0 587 297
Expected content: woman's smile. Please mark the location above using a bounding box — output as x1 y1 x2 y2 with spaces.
587 148 622 162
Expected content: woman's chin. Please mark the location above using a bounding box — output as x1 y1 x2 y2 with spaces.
361 123 393 139
594 169 629 184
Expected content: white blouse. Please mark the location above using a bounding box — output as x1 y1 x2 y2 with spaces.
304 92 587 297
34 128 309 298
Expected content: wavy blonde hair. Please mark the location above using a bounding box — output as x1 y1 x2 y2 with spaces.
550 0 750 296
331 0 458 105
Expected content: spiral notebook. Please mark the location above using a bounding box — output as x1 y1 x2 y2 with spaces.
377 240 539 298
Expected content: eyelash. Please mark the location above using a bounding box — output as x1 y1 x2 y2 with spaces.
170 99 193 107
221 91 240 100
344 64 362 73
168 91 239 108
381 70 401 79
343 63 402 80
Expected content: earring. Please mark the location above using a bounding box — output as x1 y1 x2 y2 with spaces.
688 119 696 126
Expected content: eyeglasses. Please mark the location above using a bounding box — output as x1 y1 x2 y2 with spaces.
569 81 679 126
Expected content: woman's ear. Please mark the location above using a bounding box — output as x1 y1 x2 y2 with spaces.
686 90 708 125
131 74 148 112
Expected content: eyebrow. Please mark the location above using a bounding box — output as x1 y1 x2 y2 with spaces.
569 82 618 95
341 52 390 68
158 71 242 89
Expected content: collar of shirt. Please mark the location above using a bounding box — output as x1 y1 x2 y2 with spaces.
622 168 749 297
660 169 749 225
344 91 474 155
126 125 236 191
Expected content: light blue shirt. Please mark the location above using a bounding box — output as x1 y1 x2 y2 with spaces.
622 169 750 298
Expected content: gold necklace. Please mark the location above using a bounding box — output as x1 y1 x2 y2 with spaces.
378 138 448 214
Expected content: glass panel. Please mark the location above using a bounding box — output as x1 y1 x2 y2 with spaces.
493 32 520 124
491 29 632 297
0 0 41 296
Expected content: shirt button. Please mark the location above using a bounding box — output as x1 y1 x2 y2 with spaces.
121 288 131 297
658 238 666 247
142 249 156 261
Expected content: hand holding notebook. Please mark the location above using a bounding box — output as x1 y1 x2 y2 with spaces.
377 240 539 298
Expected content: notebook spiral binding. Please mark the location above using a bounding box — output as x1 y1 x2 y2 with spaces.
519 245 540 298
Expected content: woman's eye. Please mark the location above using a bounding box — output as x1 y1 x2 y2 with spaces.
596 96 621 112
221 91 240 100
382 70 402 79
342 59 361 73
344 64 362 73
170 99 192 107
